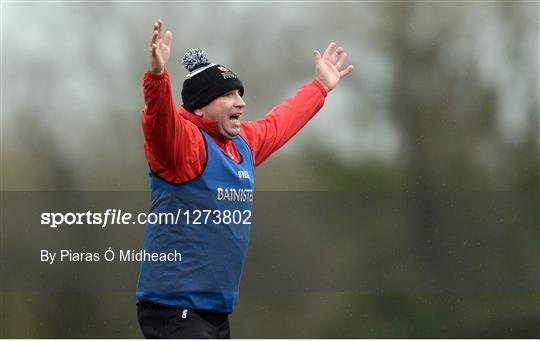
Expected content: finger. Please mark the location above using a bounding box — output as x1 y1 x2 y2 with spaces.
330 47 343 64
150 30 158 48
335 51 347 69
322 42 336 60
157 19 162 34
313 50 321 63
151 43 158 57
150 20 158 42
155 29 163 44
163 31 172 47
339 65 354 78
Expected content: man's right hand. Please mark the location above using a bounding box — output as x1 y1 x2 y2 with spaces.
149 19 172 75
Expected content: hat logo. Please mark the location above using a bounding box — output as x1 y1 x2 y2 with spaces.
218 66 236 80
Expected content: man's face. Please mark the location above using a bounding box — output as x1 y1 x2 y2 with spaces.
195 89 245 139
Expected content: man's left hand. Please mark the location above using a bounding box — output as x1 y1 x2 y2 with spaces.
314 42 354 93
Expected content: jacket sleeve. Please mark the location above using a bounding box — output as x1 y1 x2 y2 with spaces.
141 69 204 183
240 80 327 167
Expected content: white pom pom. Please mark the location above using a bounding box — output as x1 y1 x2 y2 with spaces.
182 48 209 72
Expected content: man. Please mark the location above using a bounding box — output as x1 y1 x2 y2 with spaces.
136 19 353 339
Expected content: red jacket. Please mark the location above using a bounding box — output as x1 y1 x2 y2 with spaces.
142 69 327 184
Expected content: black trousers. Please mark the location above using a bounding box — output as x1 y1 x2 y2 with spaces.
137 301 231 339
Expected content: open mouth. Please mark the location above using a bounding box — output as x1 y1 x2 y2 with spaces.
229 113 241 121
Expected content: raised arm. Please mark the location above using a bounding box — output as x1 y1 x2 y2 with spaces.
142 20 203 182
241 42 353 166
149 19 172 76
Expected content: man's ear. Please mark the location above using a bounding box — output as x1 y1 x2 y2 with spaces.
194 108 204 117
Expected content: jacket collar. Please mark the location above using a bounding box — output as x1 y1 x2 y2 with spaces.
178 106 231 146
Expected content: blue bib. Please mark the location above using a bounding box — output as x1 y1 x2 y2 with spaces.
136 130 255 313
